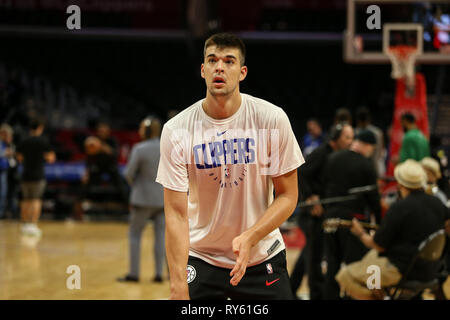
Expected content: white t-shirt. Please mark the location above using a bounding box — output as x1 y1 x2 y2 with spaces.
156 93 304 268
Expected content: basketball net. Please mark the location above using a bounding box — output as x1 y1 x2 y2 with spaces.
386 45 418 96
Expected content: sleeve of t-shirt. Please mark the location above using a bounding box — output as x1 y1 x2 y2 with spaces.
270 109 305 177
373 203 402 249
155 124 189 192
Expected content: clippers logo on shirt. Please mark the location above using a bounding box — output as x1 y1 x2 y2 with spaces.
191 128 277 188
192 137 256 169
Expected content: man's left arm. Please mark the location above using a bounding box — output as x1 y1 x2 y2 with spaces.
229 168 298 286
351 218 385 252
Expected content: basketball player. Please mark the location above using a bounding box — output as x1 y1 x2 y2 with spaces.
156 33 304 300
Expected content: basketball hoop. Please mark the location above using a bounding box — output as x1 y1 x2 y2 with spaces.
382 24 423 97
386 45 418 93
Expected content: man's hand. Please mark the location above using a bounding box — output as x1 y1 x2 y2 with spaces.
230 232 253 286
44 151 56 164
306 194 324 217
351 218 384 252
350 218 365 237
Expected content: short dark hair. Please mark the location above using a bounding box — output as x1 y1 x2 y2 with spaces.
334 108 352 124
204 33 246 66
401 112 416 123
307 117 321 125
96 121 111 129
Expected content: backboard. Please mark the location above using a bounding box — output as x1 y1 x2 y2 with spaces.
345 0 450 64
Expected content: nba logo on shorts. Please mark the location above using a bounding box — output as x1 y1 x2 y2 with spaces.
186 265 196 283
266 263 273 274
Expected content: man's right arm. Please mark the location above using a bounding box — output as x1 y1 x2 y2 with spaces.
164 187 190 300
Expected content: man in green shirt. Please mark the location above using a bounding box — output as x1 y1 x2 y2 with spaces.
399 113 430 162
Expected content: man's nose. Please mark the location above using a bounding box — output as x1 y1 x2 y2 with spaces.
215 59 224 72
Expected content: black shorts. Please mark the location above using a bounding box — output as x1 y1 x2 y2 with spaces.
187 250 294 300
21 180 46 200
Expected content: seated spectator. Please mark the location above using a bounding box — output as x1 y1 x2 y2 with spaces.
73 125 128 220
429 134 450 198
335 160 450 300
421 157 448 206
302 118 324 157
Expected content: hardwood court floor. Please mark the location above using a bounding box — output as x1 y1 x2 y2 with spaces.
0 220 171 300
0 220 306 300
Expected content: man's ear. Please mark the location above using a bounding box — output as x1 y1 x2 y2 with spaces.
200 63 205 79
239 65 248 82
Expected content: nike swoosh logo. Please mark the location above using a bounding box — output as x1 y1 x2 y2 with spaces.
217 130 227 136
265 278 280 286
